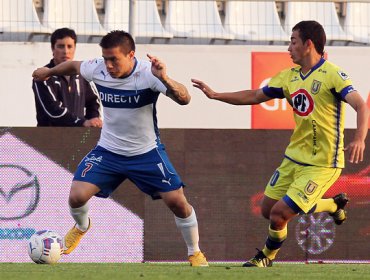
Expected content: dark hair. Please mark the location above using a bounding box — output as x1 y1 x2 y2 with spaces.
99 30 135 54
292 21 326 56
50 28 77 48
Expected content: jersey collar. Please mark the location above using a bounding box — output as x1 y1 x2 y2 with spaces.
300 57 326 80
119 57 138 79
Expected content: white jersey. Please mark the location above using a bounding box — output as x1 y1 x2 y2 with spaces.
80 58 167 156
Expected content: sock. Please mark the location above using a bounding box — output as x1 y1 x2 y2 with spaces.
70 203 90 231
174 207 200 256
313 198 337 214
262 225 287 260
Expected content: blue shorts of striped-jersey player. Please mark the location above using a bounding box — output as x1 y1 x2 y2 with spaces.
73 144 184 200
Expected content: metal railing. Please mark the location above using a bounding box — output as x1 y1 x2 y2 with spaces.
0 0 369 45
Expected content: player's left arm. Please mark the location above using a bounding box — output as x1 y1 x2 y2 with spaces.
147 54 190 105
344 91 369 163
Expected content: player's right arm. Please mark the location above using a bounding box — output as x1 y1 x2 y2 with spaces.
191 79 272 105
32 61 82 81
343 90 369 163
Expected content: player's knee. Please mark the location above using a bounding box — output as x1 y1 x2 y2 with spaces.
168 200 191 218
168 200 185 212
261 208 270 220
269 210 288 229
68 188 89 208
261 202 273 220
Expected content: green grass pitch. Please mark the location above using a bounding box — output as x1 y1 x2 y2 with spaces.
0 263 369 280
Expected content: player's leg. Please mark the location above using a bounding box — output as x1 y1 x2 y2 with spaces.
64 146 125 254
244 164 342 267
328 193 349 225
64 180 99 254
243 159 297 268
312 193 348 225
127 144 208 266
69 180 99 229
308 167 346 225
260 195 279 220
160 188 208 267
243 198 296 267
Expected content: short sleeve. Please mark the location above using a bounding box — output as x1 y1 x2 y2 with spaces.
262 69 290 99
332 69 355 100
142 64 167 94
152 75 167 94
80 59 102 82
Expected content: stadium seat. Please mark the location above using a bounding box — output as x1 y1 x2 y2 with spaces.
343 2 370 44
104 0 173 39
103 0 129 33
43 0 107 39
164 0 234 40
284 2 353 43
224 1 289 42
136 0 173 39
0 0 52 38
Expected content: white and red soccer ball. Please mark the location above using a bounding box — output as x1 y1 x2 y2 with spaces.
27 230 63 264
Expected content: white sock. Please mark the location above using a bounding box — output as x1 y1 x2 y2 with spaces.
174 207 200 256
69 204 90 231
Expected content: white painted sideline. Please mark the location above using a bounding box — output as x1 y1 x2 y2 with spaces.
0 42 369 128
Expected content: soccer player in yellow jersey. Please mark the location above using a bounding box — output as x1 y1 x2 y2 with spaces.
192 20 369 267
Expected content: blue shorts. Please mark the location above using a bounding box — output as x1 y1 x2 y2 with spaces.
73 144 184 199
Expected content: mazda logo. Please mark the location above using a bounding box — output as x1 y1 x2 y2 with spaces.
0 164 40 220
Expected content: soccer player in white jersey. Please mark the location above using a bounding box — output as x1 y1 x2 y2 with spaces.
33 30 208 266
192 21 369 267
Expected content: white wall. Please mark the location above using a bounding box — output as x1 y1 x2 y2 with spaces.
0 42 369 128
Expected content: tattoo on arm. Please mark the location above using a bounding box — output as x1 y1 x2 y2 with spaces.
163 77 190 105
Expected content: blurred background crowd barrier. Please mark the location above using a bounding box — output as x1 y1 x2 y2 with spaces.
0 0 370 45
0 0 369 263
0 128 369 262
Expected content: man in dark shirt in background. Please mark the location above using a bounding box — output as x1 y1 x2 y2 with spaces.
32 28 102 127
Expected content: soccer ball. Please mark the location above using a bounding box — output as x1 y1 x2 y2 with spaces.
27 230 63 264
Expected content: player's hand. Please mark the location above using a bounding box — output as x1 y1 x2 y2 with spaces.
344 139 365 163
32 67 52 81
147 54 167 80
83 118 103 128
89 117 103 128
191 79 217 99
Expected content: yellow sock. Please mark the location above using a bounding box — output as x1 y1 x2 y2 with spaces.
314 198 337 213
262 225 287 260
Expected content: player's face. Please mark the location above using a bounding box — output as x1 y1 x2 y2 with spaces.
288 30 309 65
52 37 76 65
102 47 135 78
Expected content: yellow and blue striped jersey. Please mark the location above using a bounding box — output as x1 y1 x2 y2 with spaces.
263 58 355 168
